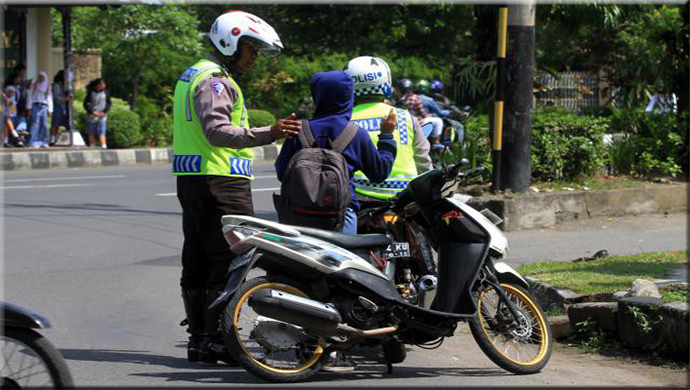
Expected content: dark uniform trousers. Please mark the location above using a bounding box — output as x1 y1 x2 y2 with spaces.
177 175 254 291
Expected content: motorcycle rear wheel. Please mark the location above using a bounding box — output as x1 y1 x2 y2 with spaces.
1 328 74 388
469 283 552 374
221 276 327 383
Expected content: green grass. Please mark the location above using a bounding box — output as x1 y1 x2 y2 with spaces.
517 251 688 296
659 285 689 303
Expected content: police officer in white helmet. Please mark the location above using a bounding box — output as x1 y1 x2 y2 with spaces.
173 11 301 366
344 56 433 202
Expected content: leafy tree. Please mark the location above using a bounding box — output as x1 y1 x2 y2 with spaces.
54 5 203 109
536 3 688 115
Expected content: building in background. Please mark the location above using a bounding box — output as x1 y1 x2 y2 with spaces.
2 5 101 89
3 6 53 83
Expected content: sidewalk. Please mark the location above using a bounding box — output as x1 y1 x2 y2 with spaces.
0 145 280 171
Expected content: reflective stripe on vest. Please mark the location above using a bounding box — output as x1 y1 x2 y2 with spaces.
352 102 418 200
172 58 253 178
173 155 202 173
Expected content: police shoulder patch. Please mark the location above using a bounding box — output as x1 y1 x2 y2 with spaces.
211 82 225 95
179 68 198 83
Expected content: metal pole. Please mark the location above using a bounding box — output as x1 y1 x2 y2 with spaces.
61 6 75 146
491 5 508 193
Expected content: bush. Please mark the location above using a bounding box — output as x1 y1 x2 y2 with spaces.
531 107 609 182
248 109 276 128
73 99 87 140
107 108 142 148
460 113 492 179
607 108 687 177
135 96 173 147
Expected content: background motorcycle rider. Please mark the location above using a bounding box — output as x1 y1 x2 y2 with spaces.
173 11 301 365
429 79 452 109
344 56 433 201
416 79 450 153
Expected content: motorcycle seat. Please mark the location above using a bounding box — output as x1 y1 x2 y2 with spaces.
290 226 392 250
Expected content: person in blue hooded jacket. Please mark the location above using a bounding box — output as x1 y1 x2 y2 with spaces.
275 71 397 235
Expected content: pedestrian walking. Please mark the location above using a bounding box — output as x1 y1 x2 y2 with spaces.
26 71 52 148
173 10 300 366
83 78 111 149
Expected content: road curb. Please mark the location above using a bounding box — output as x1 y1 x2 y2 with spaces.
469 183 687 231
0 145 282 171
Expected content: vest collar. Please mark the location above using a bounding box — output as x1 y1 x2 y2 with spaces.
205 54 231 76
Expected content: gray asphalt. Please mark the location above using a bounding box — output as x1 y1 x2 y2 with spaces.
1 163 687 387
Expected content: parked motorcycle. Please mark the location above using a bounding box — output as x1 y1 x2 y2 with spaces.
1 302 74 388
212 160 552 383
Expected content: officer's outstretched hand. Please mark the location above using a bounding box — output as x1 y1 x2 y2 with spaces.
271 113 301 140
380 108 397 135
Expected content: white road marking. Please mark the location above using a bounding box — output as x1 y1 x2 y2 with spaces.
251 187 280 192
1 184 93 190
155 187 280 197
4 175 126 183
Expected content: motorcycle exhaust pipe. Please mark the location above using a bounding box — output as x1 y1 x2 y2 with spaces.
248 289 342 335
248 289 399 338
418 275 438 309
418 275 438 291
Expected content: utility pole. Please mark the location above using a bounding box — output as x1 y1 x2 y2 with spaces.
491 5 508 193
500 0 535 192
61 6 74 146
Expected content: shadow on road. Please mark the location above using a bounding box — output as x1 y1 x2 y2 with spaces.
3 202 181 217
59 348 202 371
59 347 507 385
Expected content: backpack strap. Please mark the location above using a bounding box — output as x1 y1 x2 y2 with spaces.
331 122 359 153
298 119 317 148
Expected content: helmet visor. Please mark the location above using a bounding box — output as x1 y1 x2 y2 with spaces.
244 36 282 57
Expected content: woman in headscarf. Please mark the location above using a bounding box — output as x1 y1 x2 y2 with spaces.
274 70 397 235
26 71 53 148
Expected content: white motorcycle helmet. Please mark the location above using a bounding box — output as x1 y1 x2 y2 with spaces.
209 11 283 58
343 56 393 99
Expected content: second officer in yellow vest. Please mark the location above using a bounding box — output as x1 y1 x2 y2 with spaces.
344 56 433 200
173 11 301 366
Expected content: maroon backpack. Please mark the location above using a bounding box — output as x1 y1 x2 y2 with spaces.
273 120 358 231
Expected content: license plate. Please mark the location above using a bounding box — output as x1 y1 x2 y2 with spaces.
384 242 410 259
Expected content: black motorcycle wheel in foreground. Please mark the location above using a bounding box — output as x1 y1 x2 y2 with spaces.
214 160 552 383
1 303 74 389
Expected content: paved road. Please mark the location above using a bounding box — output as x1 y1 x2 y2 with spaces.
2 164 687 387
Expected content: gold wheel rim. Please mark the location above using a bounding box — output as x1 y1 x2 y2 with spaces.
477 283 549 366
233 282 325 374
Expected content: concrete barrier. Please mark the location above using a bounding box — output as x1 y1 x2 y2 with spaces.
470 183 687 231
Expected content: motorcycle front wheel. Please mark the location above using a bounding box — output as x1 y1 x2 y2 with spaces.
1 328 74 389
469 283 552 374
221 276 327 383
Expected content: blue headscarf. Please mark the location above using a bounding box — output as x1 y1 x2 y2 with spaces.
308 71 354 140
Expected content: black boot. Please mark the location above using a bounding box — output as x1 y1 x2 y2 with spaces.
181 289 207 362
199 288 236 366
